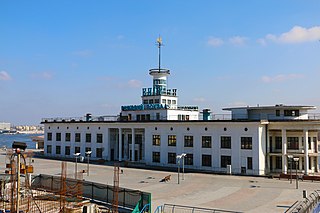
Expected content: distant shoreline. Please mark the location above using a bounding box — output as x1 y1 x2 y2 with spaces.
16 131 44 135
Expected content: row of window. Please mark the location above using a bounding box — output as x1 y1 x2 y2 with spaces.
47 145 104 158
47 133 103 143
270 136 318 150
142 99 177 105
153 135 253 150
152 152 253 169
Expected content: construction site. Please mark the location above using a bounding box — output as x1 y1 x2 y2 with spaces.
0 142 150 213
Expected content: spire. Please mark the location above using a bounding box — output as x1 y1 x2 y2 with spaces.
156 36 163 72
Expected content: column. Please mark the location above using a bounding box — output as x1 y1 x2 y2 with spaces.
119 128 122 161
132 128 135 162
282 129 287 174
304 129 309 175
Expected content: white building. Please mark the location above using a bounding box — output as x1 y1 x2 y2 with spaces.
0 122 11 131
42 39 320 176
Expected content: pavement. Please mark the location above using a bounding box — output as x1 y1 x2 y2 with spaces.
0 150 318 213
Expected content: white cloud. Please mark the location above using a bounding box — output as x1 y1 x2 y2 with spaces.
207 37 224 47
261 73 304 83
72 50 93 57
264 25 320 44
31 71 53 80
117 79 142 88
127 79 142 88
193 97 206 103
229 36 247 46
257 38 267 46
0 71 12 81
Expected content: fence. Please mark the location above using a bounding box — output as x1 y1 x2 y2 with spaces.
160 204 242 213
31 174 151 212
286 190 320 213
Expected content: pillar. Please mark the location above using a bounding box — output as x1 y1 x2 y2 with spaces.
132 128 135 162
119 128 122 161
304 129 309 175
282 129 287 174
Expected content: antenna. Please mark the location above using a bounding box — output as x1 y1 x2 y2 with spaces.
156 36 163 72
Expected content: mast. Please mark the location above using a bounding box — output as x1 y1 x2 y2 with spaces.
156 36 163 72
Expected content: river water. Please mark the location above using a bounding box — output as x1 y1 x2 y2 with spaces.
0 134 42 149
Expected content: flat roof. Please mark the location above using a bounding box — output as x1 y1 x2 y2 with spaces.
223 105 316 111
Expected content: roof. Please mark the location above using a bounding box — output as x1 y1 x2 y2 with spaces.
223 105 316 111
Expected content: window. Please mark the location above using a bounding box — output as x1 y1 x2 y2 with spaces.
185 154 193 165
287 137 299 150
65 146 70 155
247 157 253 170
85 147 91 152
276 110 280 116
168 100 171 104
275 136 282 149
202 155 212 167
153 135 161 146
168 135 176 146
221 155 231 168
143 100 148 104
241 137 252 150
168 153 176 164
97 134 103 143
56 146 61 155
221 136 231 149
56 133 61 141
86 133 91 143
75 146 80 154
75 133 81 142
47 133 52 141
202 136 212 148
65 133 71 142
155 99 160 104
162 99 166 104
47 145 52 154
184 136 193 147
149 99 154 104
172 100 176 104
275 156 282 169
152 152 160 163
96 148 103 158
284 110 299 117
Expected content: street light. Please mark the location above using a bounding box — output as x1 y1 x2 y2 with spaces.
74 153 81 180
288 155 293 184
85 151 92 176
181 153 186 180
293 157 299 189
176 154 187 184
176 154 182 184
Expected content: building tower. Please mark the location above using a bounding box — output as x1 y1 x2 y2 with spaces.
142 37 178 109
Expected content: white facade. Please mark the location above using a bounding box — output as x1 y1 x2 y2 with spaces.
41 41 320 176
0 122 10 130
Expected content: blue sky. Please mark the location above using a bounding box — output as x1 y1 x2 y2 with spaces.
1 1 320 125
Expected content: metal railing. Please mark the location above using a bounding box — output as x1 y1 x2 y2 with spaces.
286 190 320 213
162 204 242 213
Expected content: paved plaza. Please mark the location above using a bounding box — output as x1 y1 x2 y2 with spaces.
1 151 319 212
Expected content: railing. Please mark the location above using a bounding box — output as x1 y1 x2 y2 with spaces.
162 204 242 213
41 113 320 123
42 115 119 123
286 190 320 213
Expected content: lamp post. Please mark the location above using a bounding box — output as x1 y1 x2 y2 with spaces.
85 151 92 176
176 154 182 184
74 153 81 180
181 153 186 180
288 155 293 184
293 157 299 189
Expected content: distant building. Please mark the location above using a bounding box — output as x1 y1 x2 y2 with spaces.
0 122 11 131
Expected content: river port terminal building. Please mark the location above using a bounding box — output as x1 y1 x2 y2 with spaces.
42 42 320 177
